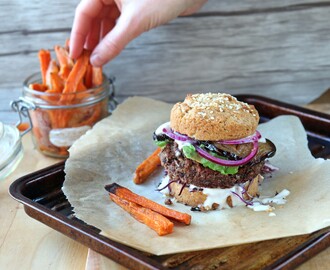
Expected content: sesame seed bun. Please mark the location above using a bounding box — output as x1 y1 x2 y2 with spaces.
170 93 259 140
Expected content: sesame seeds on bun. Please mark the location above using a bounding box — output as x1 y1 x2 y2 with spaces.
170 93 259 140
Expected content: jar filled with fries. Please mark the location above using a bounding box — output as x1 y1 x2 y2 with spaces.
12 45 116 158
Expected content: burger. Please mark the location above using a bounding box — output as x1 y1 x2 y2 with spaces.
153 93 276 211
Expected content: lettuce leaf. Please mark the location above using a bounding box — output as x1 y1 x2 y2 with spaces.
154 140 168 148
182 144 239 175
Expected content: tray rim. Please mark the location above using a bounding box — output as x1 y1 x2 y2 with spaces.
8 94 330 270
237 94 330 119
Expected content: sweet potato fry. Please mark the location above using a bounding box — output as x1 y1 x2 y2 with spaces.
38 49 51 85
45 60 59 89
58 110 73 129
74 105 101 127
59 65 72 80
109 193 174 236
60 49 90 102
105 183 192 225
84 64 93 88
92 66 103 87
54 45 73 68
41 89 61 103
17 122 29 132
29 83 48 91
77 80 87 91
50 72 64 93
134 148 161 184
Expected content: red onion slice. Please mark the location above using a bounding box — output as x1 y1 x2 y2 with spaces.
162 128 196 143
195 140 259 166
217 131 261 145
231 191 253 206
161 127 261 166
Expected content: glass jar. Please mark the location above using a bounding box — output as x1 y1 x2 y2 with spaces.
11 73 117 158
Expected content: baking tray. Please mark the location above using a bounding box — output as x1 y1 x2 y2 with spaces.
9 95 330 270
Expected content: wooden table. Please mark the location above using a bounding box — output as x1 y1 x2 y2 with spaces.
1 0 330 268
0 91 329 270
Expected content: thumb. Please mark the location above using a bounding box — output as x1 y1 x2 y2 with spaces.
90 9 142 66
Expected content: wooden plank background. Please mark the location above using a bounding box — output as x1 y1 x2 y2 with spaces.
1 0 330 124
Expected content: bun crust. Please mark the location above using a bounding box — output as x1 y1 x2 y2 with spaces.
170 93 259 140
169 176 261 211
169 182 206 207
169 182 229 211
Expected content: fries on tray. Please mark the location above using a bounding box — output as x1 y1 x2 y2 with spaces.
105 183 191 236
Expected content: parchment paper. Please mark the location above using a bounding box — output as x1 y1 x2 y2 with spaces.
63 96 330 255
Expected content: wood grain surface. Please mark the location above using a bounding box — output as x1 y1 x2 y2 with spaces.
0 134 88 270
1 1 330 269
2 0 330 124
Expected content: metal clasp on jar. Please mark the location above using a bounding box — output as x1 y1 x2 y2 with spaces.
108 76 118 112
10 97 35 136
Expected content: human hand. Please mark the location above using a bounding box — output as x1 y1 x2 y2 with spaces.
70 0 207 67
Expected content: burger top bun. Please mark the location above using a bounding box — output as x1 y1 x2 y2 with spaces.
170 93 259 141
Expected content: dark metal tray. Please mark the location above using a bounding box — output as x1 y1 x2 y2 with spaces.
9 95 330 270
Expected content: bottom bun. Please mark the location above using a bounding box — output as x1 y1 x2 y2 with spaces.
168 175 262 211
169 182 207 208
